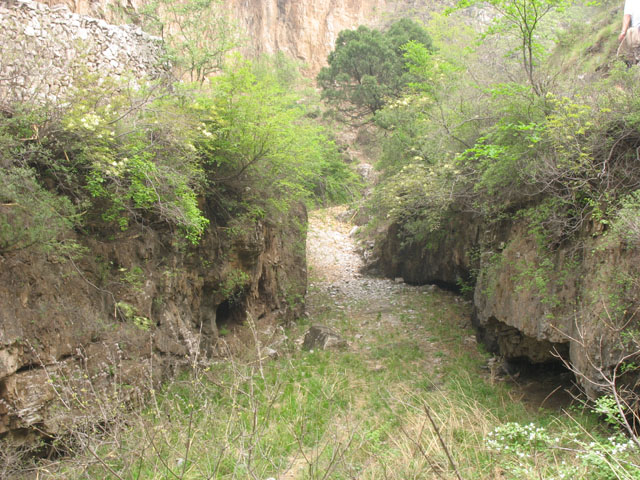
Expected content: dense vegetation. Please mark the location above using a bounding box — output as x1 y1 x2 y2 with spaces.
0 55 357 257
351 0 640 259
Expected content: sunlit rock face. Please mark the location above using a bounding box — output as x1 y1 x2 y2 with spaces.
32 0 441 75
224 0 388 74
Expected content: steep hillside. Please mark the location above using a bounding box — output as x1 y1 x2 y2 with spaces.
362 0 640 405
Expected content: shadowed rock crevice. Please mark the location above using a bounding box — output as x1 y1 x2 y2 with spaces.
474 316 570 366
215 299 246 330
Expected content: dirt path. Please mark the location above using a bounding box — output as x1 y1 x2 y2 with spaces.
272 206 477 479
305 204 473 357
304 205 571 415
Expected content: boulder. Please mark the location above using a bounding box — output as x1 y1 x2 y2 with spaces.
302 325 347 351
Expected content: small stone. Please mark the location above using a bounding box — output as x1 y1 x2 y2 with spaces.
103 46 117 60
464 335 476 345
302 325 347 351
264 347 278 359
394 277 404 283
51 4 70 13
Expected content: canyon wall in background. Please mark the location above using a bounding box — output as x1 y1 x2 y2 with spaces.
28 0 443 74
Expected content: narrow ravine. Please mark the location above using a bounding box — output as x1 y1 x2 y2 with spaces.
279 206 492 478
304 204 574 428
17 206 574 480
305 205 474 372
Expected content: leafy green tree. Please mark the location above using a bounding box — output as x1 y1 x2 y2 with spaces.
140 0 240 84
386 18 433 56
317 19 433 122
452 0 573 95
195 56 359 220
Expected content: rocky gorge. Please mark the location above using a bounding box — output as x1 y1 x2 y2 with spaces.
2 0 640 463
365 207 640 400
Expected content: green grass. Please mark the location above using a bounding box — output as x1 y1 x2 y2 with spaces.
23 284 640 480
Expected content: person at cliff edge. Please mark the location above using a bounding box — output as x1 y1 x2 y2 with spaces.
619 0 640 65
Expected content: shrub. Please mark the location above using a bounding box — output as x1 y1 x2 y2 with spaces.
0 167 80 257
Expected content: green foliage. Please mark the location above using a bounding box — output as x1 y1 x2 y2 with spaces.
115 301 152 330
140 0 240 83
613 190 640 246
317 19 433 121
195 56 359 217
386 18 433 55
121 266 145 292
451 0 574 95
593 395 625 427
486 422 552 454
486 421 640 479
373 64 640 248
371 162 451 247
53 79 210 244
217 269 250 303
0 167 81 257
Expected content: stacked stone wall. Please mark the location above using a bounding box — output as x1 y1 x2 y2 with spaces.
0 0 164 106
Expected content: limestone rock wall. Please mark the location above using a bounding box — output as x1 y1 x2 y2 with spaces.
0 205 307 439
225 0 388 74
28 0 446 76
0 0 164 106
366 213 640 399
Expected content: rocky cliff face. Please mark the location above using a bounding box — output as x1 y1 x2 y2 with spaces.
31 0 442 75
226 0 387 74
365 210 481 289
366 213 640 399
0 205 307 439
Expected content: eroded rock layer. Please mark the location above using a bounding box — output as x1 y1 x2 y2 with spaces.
366 213 640 398
0 205 307 438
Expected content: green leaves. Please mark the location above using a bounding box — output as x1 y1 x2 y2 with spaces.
140 0 240 84
0 167 81 257
55 81 211 243
451 0 574 95
317 20 434 122
195 57 359 219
